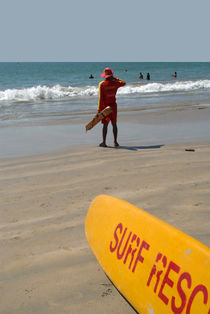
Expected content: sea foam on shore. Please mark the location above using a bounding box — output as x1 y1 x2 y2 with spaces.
1 79 210 102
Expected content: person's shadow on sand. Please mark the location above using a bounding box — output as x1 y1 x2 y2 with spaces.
115 144 164 151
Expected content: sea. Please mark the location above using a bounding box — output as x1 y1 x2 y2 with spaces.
0 62 210 157
1 62 210 126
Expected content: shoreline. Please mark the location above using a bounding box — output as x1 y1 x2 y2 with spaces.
1 103 210 160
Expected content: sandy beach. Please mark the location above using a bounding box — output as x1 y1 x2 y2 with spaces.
0 107 210 313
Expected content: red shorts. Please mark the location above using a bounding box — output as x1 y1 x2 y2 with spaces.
101 105 117 124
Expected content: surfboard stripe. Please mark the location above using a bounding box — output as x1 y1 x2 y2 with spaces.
85 195 210 314
97 81 103 111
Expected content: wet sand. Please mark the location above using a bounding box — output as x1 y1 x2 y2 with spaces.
1 103 210 159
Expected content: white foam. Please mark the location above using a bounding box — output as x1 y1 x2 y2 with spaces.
118 80 210 95
0 79 210 103
0 85 98 102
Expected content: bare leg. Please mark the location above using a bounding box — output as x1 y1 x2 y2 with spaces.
99 124 108 147
112 122 119 147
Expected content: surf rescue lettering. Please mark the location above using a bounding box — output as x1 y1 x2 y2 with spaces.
147 252 210 313
110 222 150 272
110 222 210 314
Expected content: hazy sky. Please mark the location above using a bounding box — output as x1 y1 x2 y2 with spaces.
0 0 209 62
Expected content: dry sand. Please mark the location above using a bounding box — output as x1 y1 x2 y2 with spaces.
0 138 210 313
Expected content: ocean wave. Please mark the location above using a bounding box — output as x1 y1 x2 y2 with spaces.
119 79 210 95
0 85 98 102
0 80 210 102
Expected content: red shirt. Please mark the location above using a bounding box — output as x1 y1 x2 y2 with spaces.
98 77 126 112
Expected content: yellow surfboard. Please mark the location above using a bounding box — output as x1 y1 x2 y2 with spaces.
85 195 210 314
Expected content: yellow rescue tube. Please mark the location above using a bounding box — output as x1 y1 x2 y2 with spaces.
85 195 210 314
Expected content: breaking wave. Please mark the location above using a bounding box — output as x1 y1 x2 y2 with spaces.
0 79 210 103
0 85 98 102
119 79 210 95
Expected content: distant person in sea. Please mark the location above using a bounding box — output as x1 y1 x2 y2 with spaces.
172 72 177 78
146 73 150 80
89 74 94 79
97 67 126 148
139 72 143 79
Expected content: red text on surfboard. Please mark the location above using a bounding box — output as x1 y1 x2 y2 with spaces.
147 251 210 313
109 222 210 314
109 222 150 273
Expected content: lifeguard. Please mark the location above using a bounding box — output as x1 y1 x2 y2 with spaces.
98 67 126 147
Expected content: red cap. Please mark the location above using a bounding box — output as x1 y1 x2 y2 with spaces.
100 67 114 78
